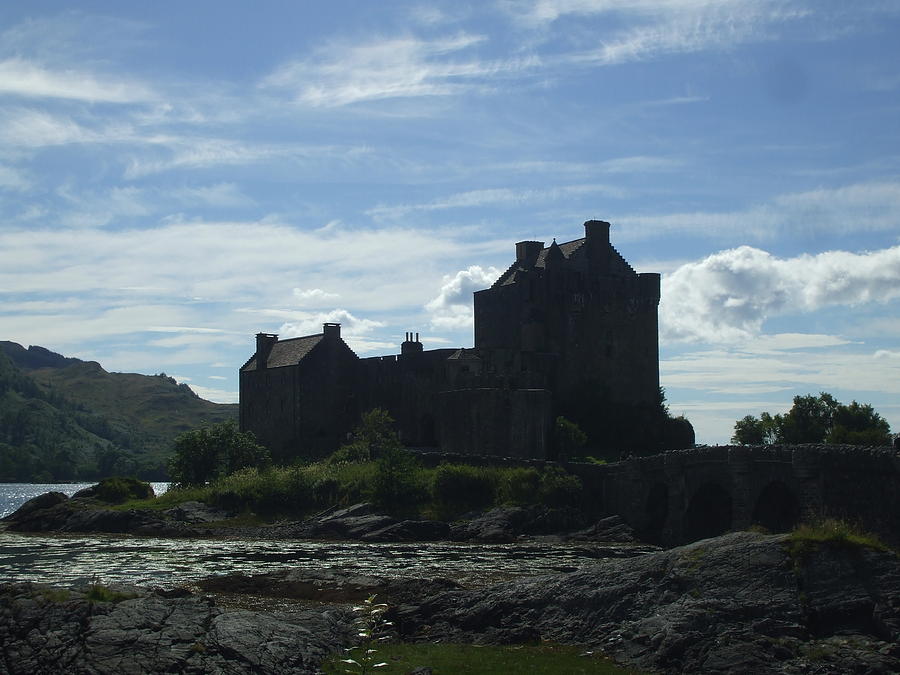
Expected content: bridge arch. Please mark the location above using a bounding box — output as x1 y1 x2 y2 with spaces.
684 482 732 543
752 480 799 533
640 482 668 544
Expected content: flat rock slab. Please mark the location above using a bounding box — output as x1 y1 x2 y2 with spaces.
0 583 354 674
198 568 462 606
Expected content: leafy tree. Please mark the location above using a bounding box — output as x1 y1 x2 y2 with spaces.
554 416 586 460
329 408 399 463
731 393 891 446
168 420 269 486
731 412 778 445
828 400 891 445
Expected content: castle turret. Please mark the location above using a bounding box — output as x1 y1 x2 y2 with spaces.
515 240 544 266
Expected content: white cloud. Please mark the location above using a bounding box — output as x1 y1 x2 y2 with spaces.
0 57 154 102
279 309 385 339
261 33 535 107
426 265 501 329
0 165 29 191
188 384 238 404
874 350 900 360
293 288 340 305
660 245 900 343
170 183 254 208
368 183 625 220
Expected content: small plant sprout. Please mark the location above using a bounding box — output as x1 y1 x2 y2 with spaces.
341 595 391 674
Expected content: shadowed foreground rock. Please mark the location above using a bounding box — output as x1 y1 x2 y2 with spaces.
395 531 900 674
0 584 353 674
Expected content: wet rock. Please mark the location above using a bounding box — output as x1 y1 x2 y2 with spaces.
361 520 450 542
0 582 354 674
165 500 230 524
1 491 68 522
566 515 637 543
450 507 531 543
198 568 462 606
395 531 900 674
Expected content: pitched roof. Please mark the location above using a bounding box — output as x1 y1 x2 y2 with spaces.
241 334 323 371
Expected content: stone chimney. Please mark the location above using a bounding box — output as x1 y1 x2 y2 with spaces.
401 331 424 355
323 323 341 339
255 333 278 369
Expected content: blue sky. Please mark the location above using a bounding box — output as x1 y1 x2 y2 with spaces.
1 0 899 445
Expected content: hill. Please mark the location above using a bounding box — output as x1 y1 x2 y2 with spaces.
0 342 237 482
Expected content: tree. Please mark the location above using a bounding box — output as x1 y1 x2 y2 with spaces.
554 416 586 460
731 412 777 445
329 408 399 464
827 400 891 446
168 421 269 486
731 393 891 446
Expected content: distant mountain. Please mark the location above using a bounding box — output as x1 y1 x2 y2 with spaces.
0 342 237 482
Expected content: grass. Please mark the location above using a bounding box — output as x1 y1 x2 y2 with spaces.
321 642 638 675
114 459 587 522
786 518 892 559
85 584 137 603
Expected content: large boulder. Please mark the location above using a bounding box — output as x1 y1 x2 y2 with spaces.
394 531 900 674
1 491 68 522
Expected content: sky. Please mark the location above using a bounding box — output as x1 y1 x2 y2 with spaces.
1 0 899 446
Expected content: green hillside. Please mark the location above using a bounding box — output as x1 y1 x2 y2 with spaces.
0 342 237 482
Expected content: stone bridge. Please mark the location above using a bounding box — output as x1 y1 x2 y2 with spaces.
573 444 900 546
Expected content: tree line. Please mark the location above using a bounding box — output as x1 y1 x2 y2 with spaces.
731 392 892 446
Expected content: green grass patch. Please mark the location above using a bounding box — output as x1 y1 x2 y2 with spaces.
38 587 72 603
321 642 637 674
786 519 892 559
85 584 137 603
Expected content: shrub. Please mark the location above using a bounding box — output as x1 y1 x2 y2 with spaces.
498 467 542 506
539 466 583 508
372 446 425 516
93 476 154 504
431 463 497 518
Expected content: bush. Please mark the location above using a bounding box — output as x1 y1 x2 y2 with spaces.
372 446 425 516
93 476 154 504
498 467 542 506
431 463 497 518
168 421 269 487
539 466 583 508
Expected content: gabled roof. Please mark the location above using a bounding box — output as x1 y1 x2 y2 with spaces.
241 334 323 372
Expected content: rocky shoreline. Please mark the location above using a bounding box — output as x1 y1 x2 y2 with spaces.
2 490 900 673
1 532 898 674
1 489 642 546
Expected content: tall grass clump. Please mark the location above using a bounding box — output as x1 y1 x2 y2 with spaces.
431 463 498 519
787 518 891 558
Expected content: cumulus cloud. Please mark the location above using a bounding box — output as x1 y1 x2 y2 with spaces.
661 245 900 342
426 265 501 329
279 309 385 339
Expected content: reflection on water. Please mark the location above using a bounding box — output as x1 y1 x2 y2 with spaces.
0 532 647 589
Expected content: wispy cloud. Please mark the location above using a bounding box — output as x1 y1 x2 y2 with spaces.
261 33 538 107
368 183 625 220
617 180 900 241
0 57 154 102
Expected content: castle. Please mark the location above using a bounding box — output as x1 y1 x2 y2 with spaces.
240 220 676 462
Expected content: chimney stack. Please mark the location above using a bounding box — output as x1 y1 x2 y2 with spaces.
255 333 278 369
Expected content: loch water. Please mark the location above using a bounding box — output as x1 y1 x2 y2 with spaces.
0 483 648 590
